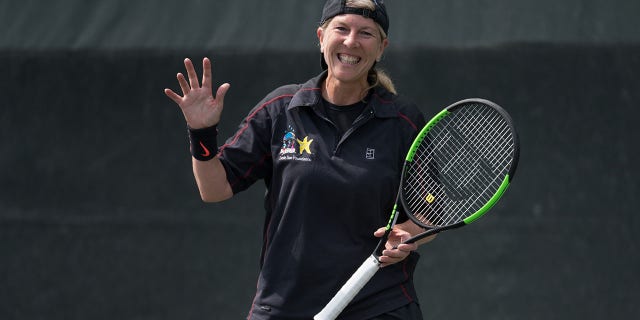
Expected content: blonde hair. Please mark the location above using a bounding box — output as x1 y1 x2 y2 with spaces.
320 0 397 94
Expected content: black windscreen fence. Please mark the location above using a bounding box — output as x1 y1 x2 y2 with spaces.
1 1 639 319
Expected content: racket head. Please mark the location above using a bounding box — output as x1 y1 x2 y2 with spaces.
400 98 520 232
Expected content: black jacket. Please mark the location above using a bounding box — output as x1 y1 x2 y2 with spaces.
219 72 426 320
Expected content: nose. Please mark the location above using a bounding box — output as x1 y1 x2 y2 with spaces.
343 31 359 48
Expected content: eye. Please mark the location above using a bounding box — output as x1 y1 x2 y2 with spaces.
361 30 374 37
358 29 378 39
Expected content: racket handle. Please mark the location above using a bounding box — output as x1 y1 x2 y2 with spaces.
314 255 381 320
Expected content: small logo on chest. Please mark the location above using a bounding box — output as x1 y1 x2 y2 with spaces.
365 148 376 160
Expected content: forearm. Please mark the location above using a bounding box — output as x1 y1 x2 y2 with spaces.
192 157 233 202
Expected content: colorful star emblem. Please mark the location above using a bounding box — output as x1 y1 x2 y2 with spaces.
296 136 313 155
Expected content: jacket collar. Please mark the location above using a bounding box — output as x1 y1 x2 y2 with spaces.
288 71 399 119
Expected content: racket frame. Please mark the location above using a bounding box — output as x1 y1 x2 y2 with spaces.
400 98 519 244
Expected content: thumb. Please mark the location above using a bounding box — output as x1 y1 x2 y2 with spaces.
215 83 231 102
373 227 388 237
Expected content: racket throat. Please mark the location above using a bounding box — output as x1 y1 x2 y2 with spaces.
404 222 466 244
373 238 387 258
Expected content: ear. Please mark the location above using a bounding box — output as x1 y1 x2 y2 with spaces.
377 38 389 61
317 27 325 52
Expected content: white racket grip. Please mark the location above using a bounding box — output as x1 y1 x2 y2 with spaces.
314 255 381 320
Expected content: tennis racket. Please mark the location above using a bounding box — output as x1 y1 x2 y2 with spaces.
314 98 520 320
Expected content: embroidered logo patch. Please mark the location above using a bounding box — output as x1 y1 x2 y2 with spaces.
279 125 313 162
366 148 375 160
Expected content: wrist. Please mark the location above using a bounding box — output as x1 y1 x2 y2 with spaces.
187 124 218 161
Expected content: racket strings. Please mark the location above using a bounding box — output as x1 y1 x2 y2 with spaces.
403 103 516 227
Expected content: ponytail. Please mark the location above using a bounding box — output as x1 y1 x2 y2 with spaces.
368 67 397 95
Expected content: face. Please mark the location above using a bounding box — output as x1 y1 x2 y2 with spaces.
317 14 388 86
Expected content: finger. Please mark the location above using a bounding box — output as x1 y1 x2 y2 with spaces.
395 243 418 252
201 57 212 89
177 73 190 95
164 88 182 105
388 239 417 250
383 239 417 255
378 254 405 267
373 227 388 237
382 247 409 258
184 58 200 89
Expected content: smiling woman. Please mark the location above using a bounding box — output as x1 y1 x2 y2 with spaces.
318 0 397 98
318 14 389 105
163 0 430 319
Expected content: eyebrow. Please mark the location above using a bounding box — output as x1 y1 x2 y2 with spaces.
333 20 377 32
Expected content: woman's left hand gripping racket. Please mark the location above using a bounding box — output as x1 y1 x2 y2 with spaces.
314 98 520 320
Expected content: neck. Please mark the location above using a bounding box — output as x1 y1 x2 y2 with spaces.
322 76 369 106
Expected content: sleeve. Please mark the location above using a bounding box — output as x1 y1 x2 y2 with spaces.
217 98 274 194
218 84 301 194
407 100 427 133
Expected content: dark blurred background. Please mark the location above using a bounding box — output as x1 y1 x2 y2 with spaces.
1 0 638 319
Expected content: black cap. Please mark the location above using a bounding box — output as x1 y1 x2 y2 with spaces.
320 0 389 35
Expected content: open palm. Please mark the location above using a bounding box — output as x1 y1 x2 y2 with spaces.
164 57 230 129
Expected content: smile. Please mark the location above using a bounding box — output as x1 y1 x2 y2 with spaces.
338 54 361 65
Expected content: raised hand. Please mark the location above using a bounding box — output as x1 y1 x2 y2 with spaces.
164 57 230 129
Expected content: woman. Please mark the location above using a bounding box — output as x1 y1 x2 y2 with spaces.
165 0 434 319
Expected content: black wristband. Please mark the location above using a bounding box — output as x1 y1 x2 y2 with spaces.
187 125 218 161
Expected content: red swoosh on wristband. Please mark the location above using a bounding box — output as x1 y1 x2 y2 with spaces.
199 141 211 157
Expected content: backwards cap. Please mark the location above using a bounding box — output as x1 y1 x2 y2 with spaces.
320 0 389 35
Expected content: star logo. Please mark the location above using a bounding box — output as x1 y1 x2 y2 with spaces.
296 136 313 155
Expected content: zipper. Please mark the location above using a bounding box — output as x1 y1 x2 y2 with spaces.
333 108 375 156
310 106 341 148
311 105 376 156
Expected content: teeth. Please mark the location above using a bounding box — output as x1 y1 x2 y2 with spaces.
338 54 360 65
